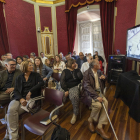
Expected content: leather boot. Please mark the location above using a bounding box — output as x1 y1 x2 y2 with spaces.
88 122 95 133
95 127 111 140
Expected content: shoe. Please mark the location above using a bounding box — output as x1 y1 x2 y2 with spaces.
88 122 95 133
95 127 111 140
70 114 77 124
3 138 9 140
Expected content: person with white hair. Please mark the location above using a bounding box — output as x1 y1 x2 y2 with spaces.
81 55 93 74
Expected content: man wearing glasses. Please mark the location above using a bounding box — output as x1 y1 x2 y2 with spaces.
0 59 22 105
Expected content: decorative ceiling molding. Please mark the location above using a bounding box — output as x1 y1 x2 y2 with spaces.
31 0 64 4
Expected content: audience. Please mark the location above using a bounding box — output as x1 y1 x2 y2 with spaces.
95 55 104 73
0 59 22 105
53 55 65 73
81 55 93 74
23 55 29 61
16 56 23 69
0 61 5 71
30 52 36 63
3 60 44 140
72 51 79 60
60 59 83 124
82 60 110 139
40 52 48 64
76 52 87 69
6 53 13 59
45 58 52 68
65 54 71 64
34 57 53 82
59 52 66 62
93 51 104 63
1 55 7 66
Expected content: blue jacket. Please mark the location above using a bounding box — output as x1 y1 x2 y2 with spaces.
76 57 87 69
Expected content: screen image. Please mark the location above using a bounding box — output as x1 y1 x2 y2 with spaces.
127 26 140 60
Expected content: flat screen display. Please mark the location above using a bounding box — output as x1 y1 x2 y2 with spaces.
126 25 140 60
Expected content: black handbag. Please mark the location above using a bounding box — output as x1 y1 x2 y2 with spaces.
51 124 70 140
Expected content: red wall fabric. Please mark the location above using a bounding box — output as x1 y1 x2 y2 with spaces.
56 5 68 55
114 0 137 54
39 6 52 31
114 0 137 71
4 0 38 58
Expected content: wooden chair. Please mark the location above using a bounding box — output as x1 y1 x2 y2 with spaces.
22 88 64 140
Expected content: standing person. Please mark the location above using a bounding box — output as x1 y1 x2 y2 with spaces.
93 51 104 63
30 52 36 63
34 57 53 82
40 52 48 64
23 55 29 61
81 55 93 74
60 59 83 124
16 56 23 69
82 60 110 139
76 52 87 69
53 55 66 73
0 59 22 105
3 61 44 140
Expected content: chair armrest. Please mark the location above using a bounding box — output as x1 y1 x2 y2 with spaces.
27 96 44 114
49 103 64 126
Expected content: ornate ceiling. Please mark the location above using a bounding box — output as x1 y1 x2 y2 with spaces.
31 0 65 4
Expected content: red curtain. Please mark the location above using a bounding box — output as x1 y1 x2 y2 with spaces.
100 0 115 62
0 2 9 56
66 7 77 53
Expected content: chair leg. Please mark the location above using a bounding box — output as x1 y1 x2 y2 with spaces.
21 119 23 140
22 123 25 140
42 134 44 140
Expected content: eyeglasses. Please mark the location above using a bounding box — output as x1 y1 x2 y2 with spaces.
8 64 16 66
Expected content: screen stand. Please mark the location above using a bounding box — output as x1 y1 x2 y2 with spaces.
134 61 137 72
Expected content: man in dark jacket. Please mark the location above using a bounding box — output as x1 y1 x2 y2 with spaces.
76 52 87 69
0 59 22 105
82 60 110 140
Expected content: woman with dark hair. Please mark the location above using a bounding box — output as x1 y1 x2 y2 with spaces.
60 58 83 124
53 55 65 73
34 57 53 82
16 56 23 69
23 55 29 61
95 55 104 73
3 61 44 140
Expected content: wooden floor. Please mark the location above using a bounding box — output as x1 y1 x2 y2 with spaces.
0 85 140 140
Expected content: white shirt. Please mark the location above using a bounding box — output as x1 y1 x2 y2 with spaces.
81 62 89 74
92 69 100 90
41 57 48 64
53 61 66 72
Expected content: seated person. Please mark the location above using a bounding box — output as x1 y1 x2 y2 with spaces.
53 55 65 73
81 55 93 74
6 53 13 59
40 52 48 64
45 58 52 68
23 55 29 61
95 55 104 73
0 61 5 71
0 59 22 105
93 51 104 63
76 52 87 69
1 55 7 66
3 61 44 140
16 56 23 69
82 60 110 139
65 54 71 64
60 59 83 124
59 52 66 62
30 52 36 63
72 51 79 60
34 57 53 82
